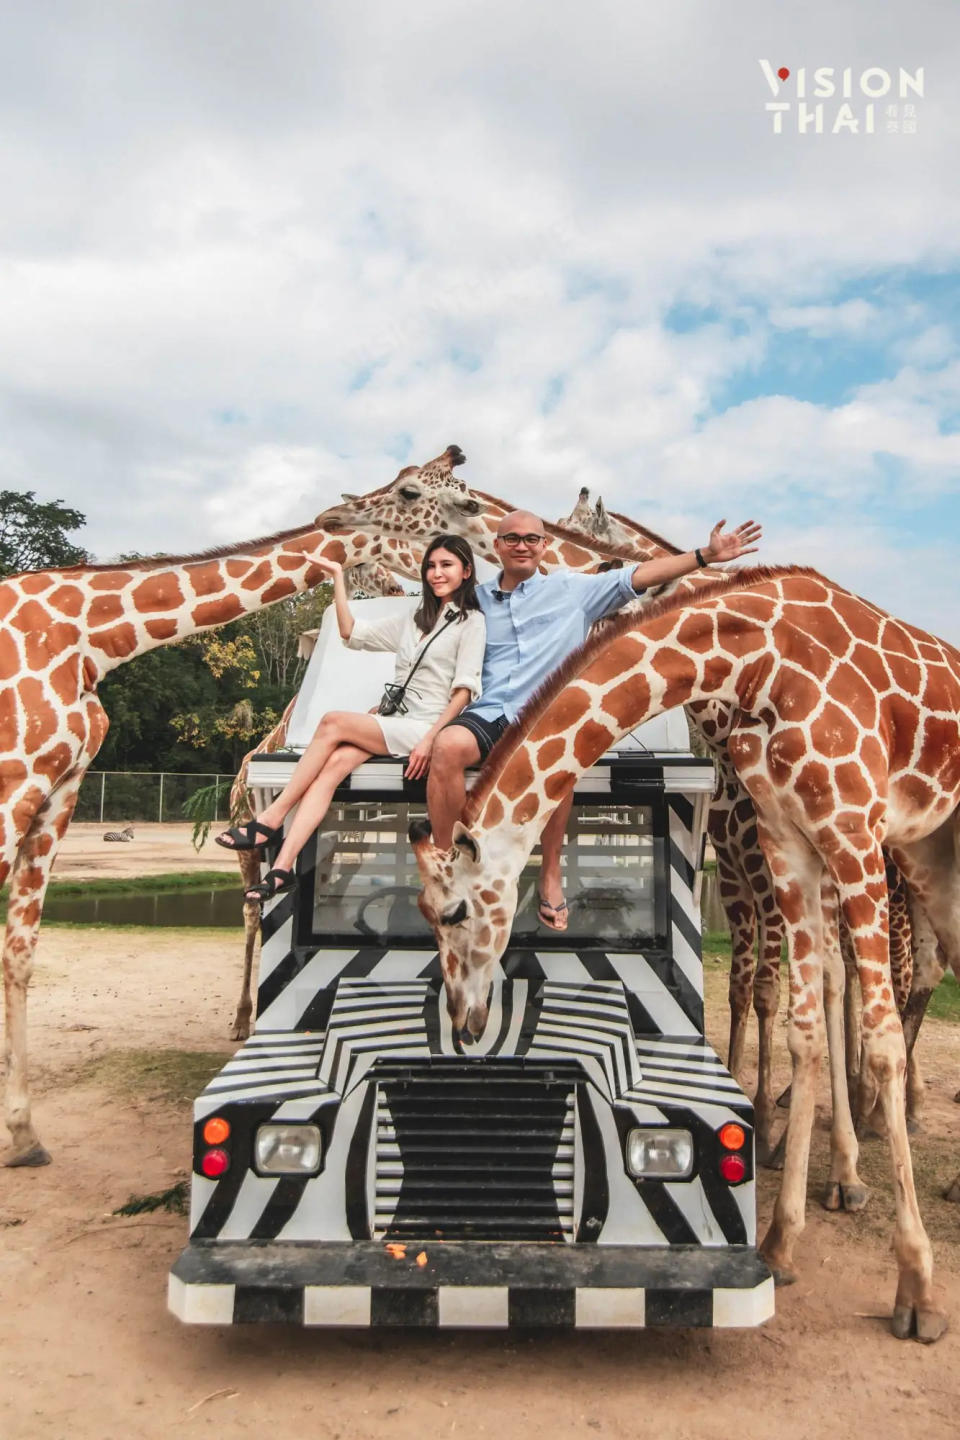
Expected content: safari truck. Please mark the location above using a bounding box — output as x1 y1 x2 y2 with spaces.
169 597 774 1330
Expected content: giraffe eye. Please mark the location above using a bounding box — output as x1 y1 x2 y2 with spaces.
441 900 468 926
399 486 420 501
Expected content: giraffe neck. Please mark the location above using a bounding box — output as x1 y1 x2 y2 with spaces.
442 486 723 589
29 527 410 680
466 578 777 855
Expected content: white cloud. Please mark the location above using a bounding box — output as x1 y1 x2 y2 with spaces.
0 0 955 645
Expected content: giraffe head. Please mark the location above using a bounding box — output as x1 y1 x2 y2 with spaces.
344 561 405 597
409 818 521 1043
559 486 596 533
318 445 485 542
558 486 639 550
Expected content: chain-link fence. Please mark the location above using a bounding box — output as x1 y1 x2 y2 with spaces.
74 771 235 824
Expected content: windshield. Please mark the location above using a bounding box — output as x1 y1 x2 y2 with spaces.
307 800 667 949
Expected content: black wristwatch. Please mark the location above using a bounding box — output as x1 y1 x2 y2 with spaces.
695 547 707 568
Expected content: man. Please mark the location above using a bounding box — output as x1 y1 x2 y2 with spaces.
426 509 761 929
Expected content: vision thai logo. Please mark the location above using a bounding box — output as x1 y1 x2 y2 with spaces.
759 61 925 134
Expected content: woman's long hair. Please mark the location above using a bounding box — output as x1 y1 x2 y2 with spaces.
414 533 481 632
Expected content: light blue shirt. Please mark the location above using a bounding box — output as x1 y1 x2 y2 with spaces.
468 566 641 722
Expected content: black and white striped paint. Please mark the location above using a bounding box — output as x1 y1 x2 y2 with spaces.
170 752 773 1328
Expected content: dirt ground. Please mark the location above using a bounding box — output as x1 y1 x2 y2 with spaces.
0 842 958 1439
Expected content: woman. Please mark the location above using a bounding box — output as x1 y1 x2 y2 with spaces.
215 533 485 902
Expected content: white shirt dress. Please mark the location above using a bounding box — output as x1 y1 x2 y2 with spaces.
345 606 486 755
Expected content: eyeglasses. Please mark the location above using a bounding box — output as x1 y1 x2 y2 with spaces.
497 532 547 547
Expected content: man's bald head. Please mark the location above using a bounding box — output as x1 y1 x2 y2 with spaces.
496 510 545 538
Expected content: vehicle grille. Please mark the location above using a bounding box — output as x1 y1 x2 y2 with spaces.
374 1061 577 1242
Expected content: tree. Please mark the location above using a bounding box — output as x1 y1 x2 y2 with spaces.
243 585 334 690
0 490 88 576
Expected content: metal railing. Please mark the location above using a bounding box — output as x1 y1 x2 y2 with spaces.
75 771 235 825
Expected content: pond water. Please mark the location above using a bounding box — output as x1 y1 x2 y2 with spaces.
43 887 242 927
42 875 726 933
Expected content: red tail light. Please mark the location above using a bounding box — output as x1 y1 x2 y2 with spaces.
719 1152 746 1184
201 1147 230 1178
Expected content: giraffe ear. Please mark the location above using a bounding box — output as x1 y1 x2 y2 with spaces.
452 823 482 866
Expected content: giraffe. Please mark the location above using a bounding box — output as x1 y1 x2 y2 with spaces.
319 445 634 578
0 522 417 1167
560 493 929 1164
556 486 639 549
409 564 960 1342
225 559 409 1042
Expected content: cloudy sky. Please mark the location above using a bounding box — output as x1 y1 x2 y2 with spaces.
2 2 958 637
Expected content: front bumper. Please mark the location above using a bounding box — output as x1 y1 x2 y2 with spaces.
169 1240 774 1328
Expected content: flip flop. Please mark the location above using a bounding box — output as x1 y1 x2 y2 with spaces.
215 819 282 852
538 895 569 932
244 868 298 904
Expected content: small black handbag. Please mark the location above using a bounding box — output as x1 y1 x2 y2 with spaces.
377 609 459 717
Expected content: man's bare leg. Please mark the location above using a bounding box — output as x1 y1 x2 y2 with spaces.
427 727 482 850
539 791 574 929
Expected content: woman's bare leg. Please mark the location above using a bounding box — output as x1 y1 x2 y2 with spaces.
264 742 384 879
226 712 388 840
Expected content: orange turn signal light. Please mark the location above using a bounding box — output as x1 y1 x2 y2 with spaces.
203 1116 231 1145
718 1123 745 1151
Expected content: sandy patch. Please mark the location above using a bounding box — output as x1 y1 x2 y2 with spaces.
54 822 241 881
0 929 957 1440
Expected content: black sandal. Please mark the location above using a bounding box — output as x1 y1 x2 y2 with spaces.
244 868 298 903
215 819 282 852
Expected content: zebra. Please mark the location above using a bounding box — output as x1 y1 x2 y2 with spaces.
103 825 135 842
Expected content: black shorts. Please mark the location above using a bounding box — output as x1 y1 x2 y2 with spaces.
444 710 509 761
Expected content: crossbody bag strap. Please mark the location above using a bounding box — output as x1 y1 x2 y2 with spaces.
395 608 460 694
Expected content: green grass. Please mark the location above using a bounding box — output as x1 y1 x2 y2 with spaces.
701 925 960 1027
35 871 235 899
702 927 731 959
79 1048 229 1105
927 970 960 1023
114 1181 189 1216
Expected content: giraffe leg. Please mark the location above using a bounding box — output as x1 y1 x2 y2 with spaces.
905 1047 924 1132
889 864 922 1133
819 884 867 1213
726 902 756 1084
231 847 262 1041
836 837 947 1344
756 834 826 1286
898 897 944 1058
839 912 862 1105
3 769 86 1167
858 901 932 1137
753 904 784 1167
712 841 756 1081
